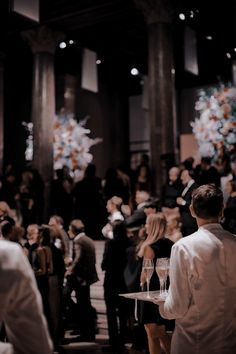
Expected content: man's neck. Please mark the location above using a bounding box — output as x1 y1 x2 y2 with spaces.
197 217 219 227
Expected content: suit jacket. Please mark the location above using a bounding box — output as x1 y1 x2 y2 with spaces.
125 205 146 228
73 233 99 285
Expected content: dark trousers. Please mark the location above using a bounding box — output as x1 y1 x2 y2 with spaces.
104 287 128 349
75 284 96 339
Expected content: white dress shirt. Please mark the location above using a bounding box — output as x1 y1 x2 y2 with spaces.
102 211 124 239
0 241 53 354
159 224 236 354
181 179 195 197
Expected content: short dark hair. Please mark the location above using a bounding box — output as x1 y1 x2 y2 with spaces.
191 184 223 219
0 221 13 238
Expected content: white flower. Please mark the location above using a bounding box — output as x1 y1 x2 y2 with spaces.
53 112 102 179
191 85 236 159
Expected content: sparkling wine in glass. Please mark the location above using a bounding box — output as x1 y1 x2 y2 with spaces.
142 258 154 298
156 258 170 299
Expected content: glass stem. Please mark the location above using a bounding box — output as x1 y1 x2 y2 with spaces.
164 279 167 294
147 279 150 298
160 280 164 295
134 299 138 321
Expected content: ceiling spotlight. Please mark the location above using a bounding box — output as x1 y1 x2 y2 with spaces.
59 42 67 49
190 10 194 18
131 68 139 76
234 48 236 52
226 52 231 59
69 40 74 45
171 68 175 75
206 36 212 40
96 59 102 64
179 13 185 21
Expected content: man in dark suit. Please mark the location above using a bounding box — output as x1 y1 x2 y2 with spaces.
176 169 198 236
124 190 151 229
66 219 99 341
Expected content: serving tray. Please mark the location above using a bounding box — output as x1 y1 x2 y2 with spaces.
119 290 164 302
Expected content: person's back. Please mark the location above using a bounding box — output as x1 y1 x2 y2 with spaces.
73 232 98 285
159 184 236 354
169 225 236 353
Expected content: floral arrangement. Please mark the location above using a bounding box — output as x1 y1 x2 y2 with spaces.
191 85 236 158
22 121 34 161
23 110 102 181
53 111 102 180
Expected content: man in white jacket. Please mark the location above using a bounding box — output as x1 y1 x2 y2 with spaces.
0 240 53 354
158 184 236 354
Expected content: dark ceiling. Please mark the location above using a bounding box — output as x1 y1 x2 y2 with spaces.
2 0 236 93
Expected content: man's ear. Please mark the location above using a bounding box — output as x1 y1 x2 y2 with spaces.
189 204 196 218
219 206 224 220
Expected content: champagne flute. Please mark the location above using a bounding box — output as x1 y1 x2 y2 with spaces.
163 258 170 295
156 258 169 299
142 258 154 298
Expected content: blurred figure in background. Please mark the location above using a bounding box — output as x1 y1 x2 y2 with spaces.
176 169 198 236
135 154 152 193
161 167 183 209
66 219 99 341
222 180 236 234
48 215 69 259
138 213 174 354
0 240 53 354
73 163 105 239
102 218 130 352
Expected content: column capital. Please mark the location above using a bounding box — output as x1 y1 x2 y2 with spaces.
135 0 174 24
22 25 65 54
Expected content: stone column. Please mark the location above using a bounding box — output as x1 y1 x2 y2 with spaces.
135 0 176 197
0 53 4 173
22 26 64 221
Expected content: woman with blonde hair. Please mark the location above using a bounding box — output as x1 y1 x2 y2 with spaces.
139 213 174 354
0 201 16 225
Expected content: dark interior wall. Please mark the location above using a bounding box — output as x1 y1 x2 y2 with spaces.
4 34 32 172
75 85 129 179
178 84 213 135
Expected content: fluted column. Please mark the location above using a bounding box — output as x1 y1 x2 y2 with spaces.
0 53 4 173
22 26 64 220
135 0 176 197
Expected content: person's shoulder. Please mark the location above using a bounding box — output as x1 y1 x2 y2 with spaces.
0 240 26 269
0 239 22 254
172 231 199 249
75 233 95 245
222 229 236 241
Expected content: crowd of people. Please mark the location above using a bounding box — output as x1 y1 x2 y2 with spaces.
0 151 236 354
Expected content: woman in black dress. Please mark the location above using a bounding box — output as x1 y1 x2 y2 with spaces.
138 213 174 354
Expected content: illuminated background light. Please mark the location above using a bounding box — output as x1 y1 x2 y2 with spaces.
59 41 67 49
131 67 139 76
